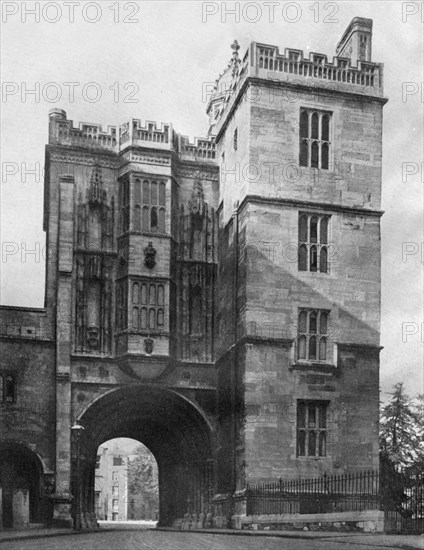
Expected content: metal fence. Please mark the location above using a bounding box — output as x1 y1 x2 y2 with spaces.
247 471 379 516
246 469 424 533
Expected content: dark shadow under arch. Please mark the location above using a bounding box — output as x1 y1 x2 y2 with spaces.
74 385 216 527
0 441 47 528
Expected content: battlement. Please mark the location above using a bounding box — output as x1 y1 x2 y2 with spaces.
119 119 216 160
178 135 216 161
252 42 382 88
48 109 118 150
120 119 172 149
207 18 385 136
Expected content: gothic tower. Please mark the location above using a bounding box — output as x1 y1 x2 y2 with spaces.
208 18 387 521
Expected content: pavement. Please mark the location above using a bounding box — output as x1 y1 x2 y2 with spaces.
0 522 422 550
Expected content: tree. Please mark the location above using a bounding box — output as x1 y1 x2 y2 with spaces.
379 385 424 519
380 383 424 470
127 445 159 520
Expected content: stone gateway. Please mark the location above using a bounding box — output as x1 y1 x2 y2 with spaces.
0 18 387 530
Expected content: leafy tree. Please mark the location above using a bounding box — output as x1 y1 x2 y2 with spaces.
379 385 424 519
127 445 159 520
380 382 424 470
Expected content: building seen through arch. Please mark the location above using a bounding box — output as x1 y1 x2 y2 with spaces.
0 18 387 530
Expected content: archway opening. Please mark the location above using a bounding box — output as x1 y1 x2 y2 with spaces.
0 442 44 529
75 386 215 528
94 437 158 524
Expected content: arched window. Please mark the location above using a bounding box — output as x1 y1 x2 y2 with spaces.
149 285 156 305
134 179 142 231
311 112 319 139
297 335 306 360
299 214 308 242
319 337 327 361
132 283 139 304
142 180 150 204
298 310 307 333
150 207 158 231
134 205 141 231
298 213 331 273
310 217 318 243
132 307 139 331
321 114 330 141
309 311 317 334
159 183 166 206
320 217 328 244
149 308 156 330
158 208 165 233
157 285 164 306
311 141 319 168
140 180 167 234
299 139 308 167
319 312 328 334
141 284 147 305
142 206 149 231
300 110 308 138
321 142 329 170
319 246 327 273
310 245 317 272
151 182 158 204
297 401 328 457
131 282 166 332
298 109 331 169
298 244 307 271
157 308 164 327
141 308 147 329
297 309 330 363
319 431 326 456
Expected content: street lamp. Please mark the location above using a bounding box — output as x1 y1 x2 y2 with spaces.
71 421 85 530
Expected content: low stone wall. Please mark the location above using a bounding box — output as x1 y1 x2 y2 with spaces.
237 510 385 532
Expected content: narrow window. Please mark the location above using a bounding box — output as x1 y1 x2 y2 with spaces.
298 109 331 169
311 141 319 168
298 244 307 271
150 207 158 231
149 308 156 329
132 283 139 304
298 213 331 273
297 309 330 362
159 183 166 206
158 208 165 233
297 401 328 457
132 307 139 331
233 128 238 151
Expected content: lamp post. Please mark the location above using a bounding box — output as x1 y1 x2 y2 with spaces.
71 421 85 530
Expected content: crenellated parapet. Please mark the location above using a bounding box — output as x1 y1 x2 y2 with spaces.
252 43 383 90
119 119 216 161
207 18 384 136
120 119 172 150
48 109 118 151
177 135 216 162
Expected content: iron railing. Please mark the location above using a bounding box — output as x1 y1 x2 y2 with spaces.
246 470 380 516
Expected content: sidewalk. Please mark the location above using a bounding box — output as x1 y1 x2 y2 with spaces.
0 524 423 549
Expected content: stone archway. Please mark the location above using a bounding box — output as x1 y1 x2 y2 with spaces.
75 386 216 528
0 441 46 529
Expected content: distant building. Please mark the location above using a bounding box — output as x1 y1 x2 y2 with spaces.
94 444 130 521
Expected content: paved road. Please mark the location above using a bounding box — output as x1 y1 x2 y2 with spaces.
1 529 422 550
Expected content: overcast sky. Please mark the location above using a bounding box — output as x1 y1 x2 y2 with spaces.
1 1 423 401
